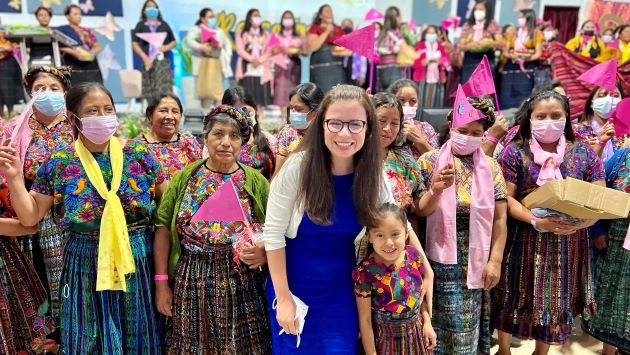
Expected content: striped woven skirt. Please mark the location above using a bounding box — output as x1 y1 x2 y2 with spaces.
37 213 67 326
499 61 535 110
373 308 431 355
166 244 271 354
493 220 595 345
582 218 630 352
431 215 491 355
59 226 161 354
0 237 48 354
377 61 403 92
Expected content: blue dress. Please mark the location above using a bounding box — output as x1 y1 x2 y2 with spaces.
267 173 362 354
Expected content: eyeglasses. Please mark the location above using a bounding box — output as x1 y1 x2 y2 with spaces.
324 119 367 134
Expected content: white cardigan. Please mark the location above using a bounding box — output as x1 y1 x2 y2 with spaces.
263 152 397 251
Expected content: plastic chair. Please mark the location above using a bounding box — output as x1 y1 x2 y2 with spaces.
118 69 142 112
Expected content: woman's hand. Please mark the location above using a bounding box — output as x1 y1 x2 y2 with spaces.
487 114 508 140
431 164 455 194
155 282 173 317
276 297 298 335
593 235 608 250
422 320 437 350
597 121 615 144
482 259 501 290
403 122 427 144
536 216 577 235
143 58 154 71
0 142 22 179
239 240 267 269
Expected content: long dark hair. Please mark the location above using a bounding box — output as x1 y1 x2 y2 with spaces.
467 0 494 30
195 8 212 26
287 83 324 118
296 84 383 227
140 0 164 22
312 4 331 26
520 9 536 37
377 6 400 48
579 81 625 123
222 86 275 179
516 91 575 145
241 8 260 34
65 82 115 137
372 92 404 149
279 10 299 37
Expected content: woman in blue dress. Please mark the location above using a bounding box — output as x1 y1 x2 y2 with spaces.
263 84 434 354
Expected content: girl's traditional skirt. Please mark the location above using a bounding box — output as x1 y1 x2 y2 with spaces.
431 215 492 355
499 61 536 110
373 308 431 355
493 220 595 345
0 237 48 354
166 244 271 354
38 213 67 326
376 56 403 92
310 44 346 93
197 57 223 102
419 81 445 109
582 218 630 352
273 58 301 107
63 56 103 86
0 56 25 107
460 51 495 85
142 58 174 99
239 76 273 107
59 226 161 354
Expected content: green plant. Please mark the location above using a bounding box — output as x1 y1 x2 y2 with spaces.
175 45 193 75
117 113 148 139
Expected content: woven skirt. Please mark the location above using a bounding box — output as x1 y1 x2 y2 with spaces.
166 245 271 354
59 226 161 354
197 57 223 101
582 219 630 352
0 56 24 106
239 76 272 106
273 59 301 107
499 61 535 110
419 81 445 109
0 237 48 354
37 213 67 327
377 63 403 92
142 58 174 99
373 308 431 355
493 220 595 345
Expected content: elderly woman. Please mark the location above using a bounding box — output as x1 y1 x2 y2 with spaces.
128 93 202 179
0 82 165 353
1 66 74 331
154 105 271 353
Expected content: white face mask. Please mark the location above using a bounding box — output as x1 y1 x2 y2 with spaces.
592 96 621 119
474 10 486 21
451 131 482 155
543 30 555 41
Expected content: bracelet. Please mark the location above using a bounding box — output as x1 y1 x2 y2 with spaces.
430 186 442 198
485 135 499 145
154 274 168 281
598 140 608 147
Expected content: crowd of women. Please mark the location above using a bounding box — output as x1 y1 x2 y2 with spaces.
0 1 629 355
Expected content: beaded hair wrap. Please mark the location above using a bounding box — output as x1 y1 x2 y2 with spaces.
23 65 73 90
203 105 252 138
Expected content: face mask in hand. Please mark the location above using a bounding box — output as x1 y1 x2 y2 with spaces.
273 293 309 348
531 119 566 144
76 114 119 144
450 131 482 155
592 96 621 119
289 111 309 129
34 91 65 117
402 106 417 121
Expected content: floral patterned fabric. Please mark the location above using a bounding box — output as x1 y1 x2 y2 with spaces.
176 166 258 251
275 125 305 157
239 135 275 178
353 246 424 314
23 117 74 181
128 133 202 179
31 140 167 232
404 121 439 160
384 149 425 212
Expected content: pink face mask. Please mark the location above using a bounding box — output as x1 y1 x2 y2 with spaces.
78 115 119 144
531 119 565 144
451 131 482 155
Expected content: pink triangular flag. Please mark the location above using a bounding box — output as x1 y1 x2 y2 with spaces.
408 18 417 30
440 19 452 32
191 179 248 223
613 98 630 136
333 24 375 60
200 26 220 47
268 33 281 47
461 55 496 96
364 8 384 21
452 85 484 128
577 59 618 92
450 16 461 29
135 32 167 48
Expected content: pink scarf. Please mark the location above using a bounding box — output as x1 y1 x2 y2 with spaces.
250 28 261 58
425 41 440 84
529 135 566 186
514 28 529 51
425 139 495 289
472 22 485 42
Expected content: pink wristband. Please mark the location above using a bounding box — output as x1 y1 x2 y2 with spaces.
430 186 442 198
154 274 168 281
485 135 499 145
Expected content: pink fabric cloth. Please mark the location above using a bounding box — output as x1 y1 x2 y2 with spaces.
529 135 566 186
514 28 529 51
425 139 496 289
0 93 40 175
472 22 485 42
235 29 272 84
412 41 450 82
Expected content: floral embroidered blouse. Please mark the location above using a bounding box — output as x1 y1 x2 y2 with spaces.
128 133 202 179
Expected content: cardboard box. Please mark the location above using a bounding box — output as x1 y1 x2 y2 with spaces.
522 177 630 219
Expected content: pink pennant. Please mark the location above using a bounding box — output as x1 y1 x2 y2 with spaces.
440 19 452 32
135 32 167 48
452 85 484 128
333 24 376 60
577 59 618 92
461 55 496 96
613 98 630 136
268 33 281 47
191 179 248 223
200 26 220 47
450 16 461 29
408 18 417 30
365 8 384 21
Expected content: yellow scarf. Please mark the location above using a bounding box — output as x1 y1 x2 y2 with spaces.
620 40 630 64
75 137 135 291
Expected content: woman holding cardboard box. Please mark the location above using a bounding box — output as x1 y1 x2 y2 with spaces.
493 90 604 355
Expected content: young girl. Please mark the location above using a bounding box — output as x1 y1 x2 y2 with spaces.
353 203 436 355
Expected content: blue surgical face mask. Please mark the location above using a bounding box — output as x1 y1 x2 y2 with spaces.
207 18 217 28
290 111 309 129
425 33 438 43
34 91 65 117
146 7 159 19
